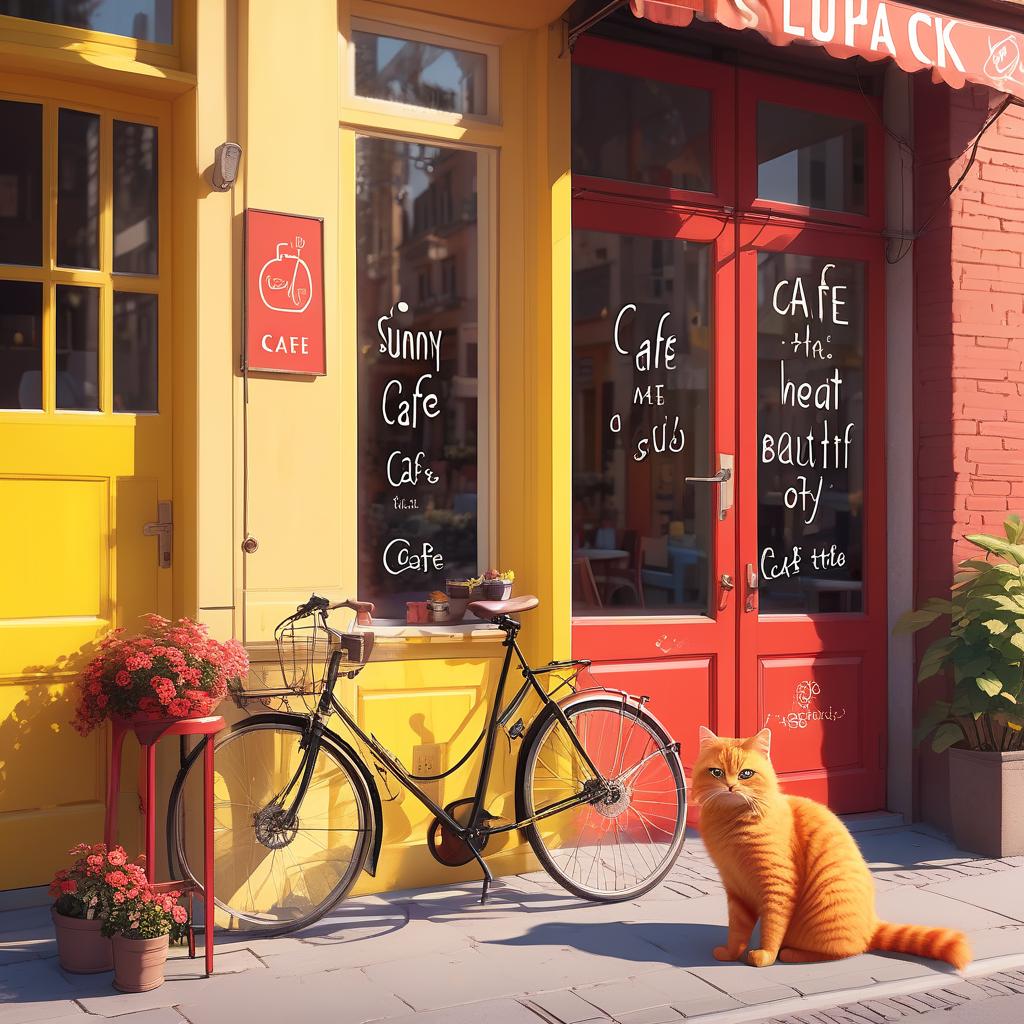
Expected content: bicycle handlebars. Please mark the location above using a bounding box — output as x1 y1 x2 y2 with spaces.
295 593 375 625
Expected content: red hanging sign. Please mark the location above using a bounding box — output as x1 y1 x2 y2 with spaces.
631 0 1024 103
244 209 326 375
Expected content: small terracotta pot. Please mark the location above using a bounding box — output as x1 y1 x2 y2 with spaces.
112 933 169 993
52 908 113 974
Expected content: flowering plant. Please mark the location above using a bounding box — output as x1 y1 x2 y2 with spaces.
49 842 143 921
74 615 248 735
103 881 189 942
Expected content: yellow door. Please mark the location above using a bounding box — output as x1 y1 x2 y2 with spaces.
0 74 172 890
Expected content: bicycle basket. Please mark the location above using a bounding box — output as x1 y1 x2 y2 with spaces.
275 615 334 694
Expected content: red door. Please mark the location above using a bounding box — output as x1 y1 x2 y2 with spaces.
570 41 887 812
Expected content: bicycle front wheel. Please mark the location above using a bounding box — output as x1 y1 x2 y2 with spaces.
168 716 372 936
519 695 686 901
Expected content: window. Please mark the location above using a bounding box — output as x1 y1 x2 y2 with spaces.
353 30 488 116
572 63 712 194
757 102 865 213
356 137 484 620
0 97 161 412
757 253 865 611
572 230 713 615
0 1 174 44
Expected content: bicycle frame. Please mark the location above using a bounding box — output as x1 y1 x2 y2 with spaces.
281 613 606 866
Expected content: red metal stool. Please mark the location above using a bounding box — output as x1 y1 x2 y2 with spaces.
104 715 224 976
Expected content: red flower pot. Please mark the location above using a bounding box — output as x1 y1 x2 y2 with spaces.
112 933 170 992
51 908 113 974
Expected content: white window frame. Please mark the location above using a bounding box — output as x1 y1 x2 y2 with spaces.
344 18 501 127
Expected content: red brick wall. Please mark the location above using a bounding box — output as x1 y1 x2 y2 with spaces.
913 78 1024 828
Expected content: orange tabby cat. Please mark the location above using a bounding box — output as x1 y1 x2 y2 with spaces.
693 727 971 970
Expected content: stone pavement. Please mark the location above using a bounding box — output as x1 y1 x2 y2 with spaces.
3 819 1024 1024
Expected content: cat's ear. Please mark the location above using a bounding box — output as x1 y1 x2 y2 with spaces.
747 728 771 758
698 726 719 750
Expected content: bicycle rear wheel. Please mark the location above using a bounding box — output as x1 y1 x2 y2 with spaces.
168 716 372 936
518 694 686 901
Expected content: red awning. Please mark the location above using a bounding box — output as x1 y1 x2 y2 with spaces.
630 0 1024 101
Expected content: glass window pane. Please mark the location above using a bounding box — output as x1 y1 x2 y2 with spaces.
356 137 480 621
57 109 100 269
113 292 158 412
0 100 42 267
572 64 712 194
0 2 174 44
757 253 864 613
353 31 487 115
0 280 42 409
572 231 713 616
113 120 158 275
56 285 99 411
757 102 865 214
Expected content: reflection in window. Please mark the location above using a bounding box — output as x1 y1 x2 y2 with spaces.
0 1 174 44
757 102 865 213
113 292 158 412
0 280 42 409
356 137 480 620
757 254 864 612
353 31 487 115
113 121 158 275
572 231 712 616
0 100 42 267
56 286 99 411
572 64 712 194
58 109 100 269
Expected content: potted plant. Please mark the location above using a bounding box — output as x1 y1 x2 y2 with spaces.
477 569 515 601
103 880 188 992
49 842 129 973
896 513 1024 857
73 614 249 736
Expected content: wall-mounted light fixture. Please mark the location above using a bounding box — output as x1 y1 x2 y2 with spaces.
211 142 243 191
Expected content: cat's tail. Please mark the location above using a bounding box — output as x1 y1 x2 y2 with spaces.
870 921 972 969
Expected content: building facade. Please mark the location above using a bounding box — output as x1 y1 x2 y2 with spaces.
0 0 1023 896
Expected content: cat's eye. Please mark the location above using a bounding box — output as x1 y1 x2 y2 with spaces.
708 767 725 778
738 769 756 779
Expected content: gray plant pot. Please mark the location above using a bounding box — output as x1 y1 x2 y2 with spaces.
948 746 1024 858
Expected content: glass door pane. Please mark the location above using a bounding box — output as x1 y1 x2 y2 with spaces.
756 252 865 612
571 230 713 616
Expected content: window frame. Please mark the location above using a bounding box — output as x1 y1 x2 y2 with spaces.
0 81 169 419
344 17 501 127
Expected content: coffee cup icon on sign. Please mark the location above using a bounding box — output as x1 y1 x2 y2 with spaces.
259 236 313 313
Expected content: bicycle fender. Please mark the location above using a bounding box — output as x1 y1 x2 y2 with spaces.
227 713 384 878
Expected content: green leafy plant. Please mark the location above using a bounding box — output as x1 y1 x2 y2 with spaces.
895 514 1024 753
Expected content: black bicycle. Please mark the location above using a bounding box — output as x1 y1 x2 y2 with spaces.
167 593 686 935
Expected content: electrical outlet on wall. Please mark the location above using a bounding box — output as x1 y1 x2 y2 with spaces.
412 743 444 805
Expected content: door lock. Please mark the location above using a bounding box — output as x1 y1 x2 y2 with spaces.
745 562 758 612
686 454 735 520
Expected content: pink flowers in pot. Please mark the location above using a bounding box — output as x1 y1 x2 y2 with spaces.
74 614 249 734
50 842 140 922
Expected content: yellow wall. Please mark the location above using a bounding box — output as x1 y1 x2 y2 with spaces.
0 0 573 894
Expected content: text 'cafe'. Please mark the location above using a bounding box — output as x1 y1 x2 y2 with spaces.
1 0 1024 894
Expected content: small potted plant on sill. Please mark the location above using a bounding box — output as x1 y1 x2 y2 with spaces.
103 880 188 992
49 842 133 973
896 513 1024 857
73 614 249 737
478 569 515 601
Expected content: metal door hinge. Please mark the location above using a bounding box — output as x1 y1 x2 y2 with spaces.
143 500 172 569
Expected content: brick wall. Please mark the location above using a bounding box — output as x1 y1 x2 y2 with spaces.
913 79 1024 827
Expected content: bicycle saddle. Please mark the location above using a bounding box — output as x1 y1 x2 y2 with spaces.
467 595 539 621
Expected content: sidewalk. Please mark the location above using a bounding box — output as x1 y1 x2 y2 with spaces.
3 819 1024 1024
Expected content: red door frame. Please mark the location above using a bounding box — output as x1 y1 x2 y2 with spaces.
570 39 888 812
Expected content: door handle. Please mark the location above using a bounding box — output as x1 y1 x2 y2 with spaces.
720 573 735 591
686 454 734 520
745 562 758 613
143 500 173 569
